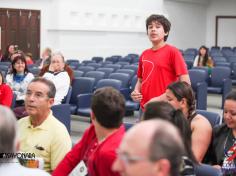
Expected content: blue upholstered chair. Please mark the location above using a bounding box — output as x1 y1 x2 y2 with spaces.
196 110 221 128
77 66 96 73
195 164 222 176
91 57 103 63
123 64 138 72
76 79 122 117
108 73 131 88
87 63 102 69
84 71 105 86
73 70 84 78
69 77 95 114
121 75 140 112
96 68 114 78
189 69 208 110
95 79 122 90
103 64 122 71
62 86 72 104
115 69 135 78
51 104 71 133
207 66 232 108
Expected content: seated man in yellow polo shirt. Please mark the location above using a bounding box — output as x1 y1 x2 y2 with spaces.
18 77 72 173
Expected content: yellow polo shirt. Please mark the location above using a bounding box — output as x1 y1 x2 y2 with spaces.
18 111 72 173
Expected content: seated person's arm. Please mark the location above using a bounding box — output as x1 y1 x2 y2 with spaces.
191 115 212 162
179 74 191 85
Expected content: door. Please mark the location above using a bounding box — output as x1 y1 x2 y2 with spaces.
0 8 40 59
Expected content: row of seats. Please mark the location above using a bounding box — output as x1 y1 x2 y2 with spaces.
67 75 139 117
182 47 236 58
189 67 232 109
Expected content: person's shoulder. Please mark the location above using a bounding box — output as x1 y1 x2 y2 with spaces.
192 114 212 130
213 123 228 136
17 116 30 128
49 114 69 133
100 125 125 151
164 44 180 52
140 48 153 55
18 116 30 123
2 83 11 90
50 114 66 127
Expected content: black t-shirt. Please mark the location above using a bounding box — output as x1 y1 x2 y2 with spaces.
209 123 236 175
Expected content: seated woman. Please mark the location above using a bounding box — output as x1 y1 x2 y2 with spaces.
0 71 13 107
6 53 34 107
209 91 236 175
1 44 15 62
143 101 197 175
39 62 74 85
166 81 212 162
193 46 214 74
42 52 70 105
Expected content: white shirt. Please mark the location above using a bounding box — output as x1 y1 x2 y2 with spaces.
0 160 50 176
6 73 35 101
43 71 70 105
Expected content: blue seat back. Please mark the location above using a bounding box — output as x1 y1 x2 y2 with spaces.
109 73 130 88
84 71 105 85
195 164 222 176
96 68 115 78
103 64 122 71
91 57 103 63
196 110 221 127
211 67 231 87
77 66 95 73
87 63 102 69
73 70 84 78
123 65 138 72
96 79 122 90
116 69 135 77
70 77 95 104
189 69 208 90
51 104 71 133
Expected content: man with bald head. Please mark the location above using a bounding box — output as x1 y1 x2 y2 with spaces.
112 119 185 176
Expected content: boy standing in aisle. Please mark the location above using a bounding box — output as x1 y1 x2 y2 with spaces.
131 14 190 112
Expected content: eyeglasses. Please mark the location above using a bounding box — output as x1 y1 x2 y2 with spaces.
116 149 148 165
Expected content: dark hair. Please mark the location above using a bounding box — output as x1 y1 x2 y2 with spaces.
91 87 125 128
143 101 197 163
197 45 209 66
146 14 171 41
149 123 184 176
2 44 14 60
30 77 56 98
167 81 196 119
225 91 236 101
10 53 29 76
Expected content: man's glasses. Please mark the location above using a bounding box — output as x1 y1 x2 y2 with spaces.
116 149 148 165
